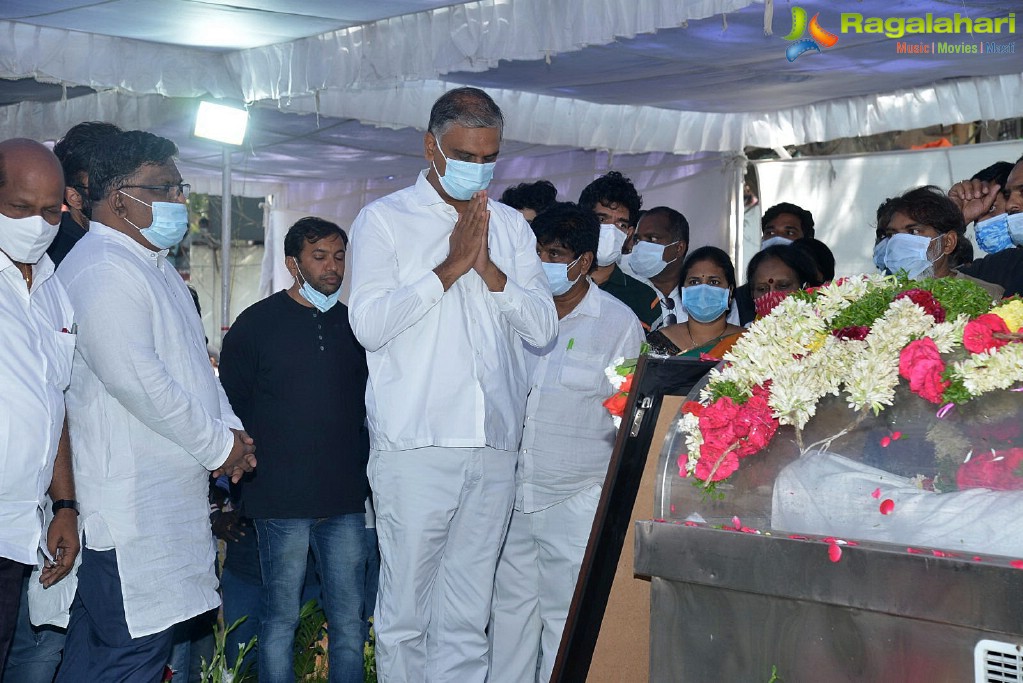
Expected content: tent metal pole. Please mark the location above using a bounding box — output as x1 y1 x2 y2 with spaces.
220 147 232 345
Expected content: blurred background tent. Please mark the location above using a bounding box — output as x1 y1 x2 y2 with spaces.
2 0 1021 343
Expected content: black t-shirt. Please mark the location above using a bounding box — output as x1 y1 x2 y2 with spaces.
219 290 370 519
960 246 1023 297
47 212 87 267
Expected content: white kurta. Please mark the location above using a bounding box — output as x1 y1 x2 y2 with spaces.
347 170 559 452
0 253 73 566
54 223 240 637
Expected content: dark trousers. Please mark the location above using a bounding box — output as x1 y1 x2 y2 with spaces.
0 557 28 671
55 549 173 683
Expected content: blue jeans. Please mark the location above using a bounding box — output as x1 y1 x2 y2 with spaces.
2 570 65 683
255 514 367 683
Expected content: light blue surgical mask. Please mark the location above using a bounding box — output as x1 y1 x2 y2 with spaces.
623 240 679 279
119 191 189 250
761 235 794 250
294 262 341 313
975 213 1014 254
683 283 730 323
432 139 496 201
882 233 940 279
1008 212 1023 247
541 256 582 296
872 238 889 272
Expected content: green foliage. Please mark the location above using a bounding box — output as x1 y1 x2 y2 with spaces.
708 380 748 404
364 621 377 683
830 282 898 330
200 617 256 683
294 599 329 680
912 277 992 319
940 370 973 405
768 664 783 682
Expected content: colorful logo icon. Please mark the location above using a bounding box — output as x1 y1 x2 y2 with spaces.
783 7 839 61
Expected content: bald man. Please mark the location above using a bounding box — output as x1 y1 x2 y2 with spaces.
0 139 79 669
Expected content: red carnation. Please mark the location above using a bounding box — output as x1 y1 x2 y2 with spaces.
832 325 870 341
894 288 946 323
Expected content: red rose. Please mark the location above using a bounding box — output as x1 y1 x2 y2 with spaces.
619 374 634 393
602 392 628 418
898 338 949 403
681 401 704 417
895 288 946 323
956 448 1023 491
963 313 1011 354
694 447 739 482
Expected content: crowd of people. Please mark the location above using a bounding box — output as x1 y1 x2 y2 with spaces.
1 84 1022 683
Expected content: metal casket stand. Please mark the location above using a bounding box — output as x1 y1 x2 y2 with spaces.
635 522 1023 682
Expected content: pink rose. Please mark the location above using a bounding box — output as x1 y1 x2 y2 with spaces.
898 338 949 403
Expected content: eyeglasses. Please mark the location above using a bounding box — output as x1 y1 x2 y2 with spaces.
662 296 677 327
119 183 191 200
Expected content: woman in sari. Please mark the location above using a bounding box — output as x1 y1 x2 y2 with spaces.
646 246 744 358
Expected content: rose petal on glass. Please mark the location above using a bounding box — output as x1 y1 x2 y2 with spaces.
906 547 923 554
684 521 699 527
1011 560 1023 570
936 403 955 419
871 487 881 499
654 518 666 523
880 436 891 448
788 534 809 540
972 556 983 562
892 431 903 440
828 543 842 563
932 550 947 558
880 499 895 515
732 516 741 530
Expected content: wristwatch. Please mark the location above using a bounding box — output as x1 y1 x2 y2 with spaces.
51 499 79 515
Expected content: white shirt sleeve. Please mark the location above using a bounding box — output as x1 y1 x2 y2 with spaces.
488 213 558 349
66 262 233 470
348 205 446 353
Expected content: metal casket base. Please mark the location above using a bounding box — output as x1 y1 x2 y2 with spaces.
637 521 1023 683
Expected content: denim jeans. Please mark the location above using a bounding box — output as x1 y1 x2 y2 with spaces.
2 569 65 683
254 514 367 683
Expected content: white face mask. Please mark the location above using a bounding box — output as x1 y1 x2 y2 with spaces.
0 212 59 264
623 239 679 279
596 224 628 266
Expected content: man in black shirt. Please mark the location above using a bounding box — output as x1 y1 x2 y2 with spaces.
47 122 122 267
957 156 1023 296
219 217 370 683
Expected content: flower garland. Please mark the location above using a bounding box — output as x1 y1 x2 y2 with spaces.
670 274 1023 489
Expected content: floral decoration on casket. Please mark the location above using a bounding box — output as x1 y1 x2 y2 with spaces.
667 274 1023 491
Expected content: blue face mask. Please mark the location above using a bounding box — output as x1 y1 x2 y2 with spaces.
872 238 889 272
882 233 940 279
294 262 341 313
623 240 679 279
975 213 1014 254
1008 212 1023 247
120 191 189 250
541 256 582 296
432 138 496 201
761 235 794 250
683 283 730 323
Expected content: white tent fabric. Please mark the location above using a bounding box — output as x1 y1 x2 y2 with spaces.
754 139 1023 277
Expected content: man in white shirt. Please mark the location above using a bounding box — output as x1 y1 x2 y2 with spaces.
487 202 643 682
53 130 256 681
348 87 558 681
0 138 80 669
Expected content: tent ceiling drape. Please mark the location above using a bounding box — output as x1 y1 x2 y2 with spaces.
2 0 1020 189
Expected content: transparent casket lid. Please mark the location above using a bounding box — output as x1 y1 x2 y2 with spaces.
656 374 1023 560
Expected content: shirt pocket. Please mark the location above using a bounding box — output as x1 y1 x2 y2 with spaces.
557 350 604 393
46 330 76 391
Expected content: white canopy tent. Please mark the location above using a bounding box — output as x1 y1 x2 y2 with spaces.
2 0 1021 338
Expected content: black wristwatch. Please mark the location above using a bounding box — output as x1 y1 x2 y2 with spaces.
52 499 79 515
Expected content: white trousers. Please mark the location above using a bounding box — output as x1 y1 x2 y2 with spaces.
370 446 516 683
488 484 602 683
